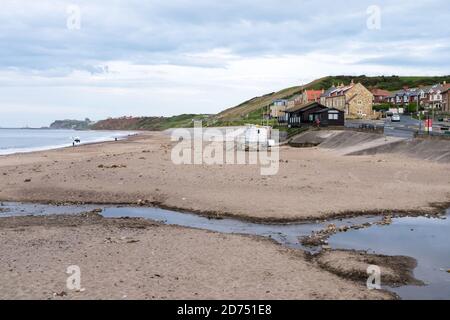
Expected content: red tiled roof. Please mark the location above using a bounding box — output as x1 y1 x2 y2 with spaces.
441 84 450 93
371 89 392 97
305 90 323 101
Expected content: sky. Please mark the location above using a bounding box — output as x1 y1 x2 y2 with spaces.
0 0 449 127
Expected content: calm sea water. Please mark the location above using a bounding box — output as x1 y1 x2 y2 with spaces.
0 129 136 155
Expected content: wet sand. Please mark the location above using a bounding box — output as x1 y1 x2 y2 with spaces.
0 214 392 300
1 133 446 300
315 250 422 287
0 132 449 221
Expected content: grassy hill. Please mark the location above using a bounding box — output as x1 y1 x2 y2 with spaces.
91 114 211 131
215 77 325 122
213 75 450 125
307 75 450 91
50 119 93 130
88 75 450 130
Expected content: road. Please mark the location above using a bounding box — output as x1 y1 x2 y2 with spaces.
346 115 450 138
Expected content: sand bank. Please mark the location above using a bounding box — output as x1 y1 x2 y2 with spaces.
0 131 449 221
0 214 392 299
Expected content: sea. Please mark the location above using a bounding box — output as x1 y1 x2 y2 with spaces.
0 128 137 155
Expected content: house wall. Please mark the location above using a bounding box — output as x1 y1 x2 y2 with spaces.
443 92 449 112
345 83 374 118
287 95 303 109
319 110 345 126
300 106 327 122
429 90 443 109
373 95 386 104
270 105 287 118
325 95 346 110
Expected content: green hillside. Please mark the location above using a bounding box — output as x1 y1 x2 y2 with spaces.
88 75 450 130
307 75 450 91
213 75 450 125
135 114 211 130
91 114 211 131
50 118 93 130
215 77 325 122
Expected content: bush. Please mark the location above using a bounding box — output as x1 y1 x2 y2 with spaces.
373 103 391 111
406 103 420 113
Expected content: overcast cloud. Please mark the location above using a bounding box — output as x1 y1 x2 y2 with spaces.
0 0 449 127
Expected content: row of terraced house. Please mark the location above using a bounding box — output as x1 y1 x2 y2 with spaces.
270 80 450 126
381 82 450 112
270 80 375 126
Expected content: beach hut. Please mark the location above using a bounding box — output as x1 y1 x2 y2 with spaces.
238 125 274 150
285 102 344 127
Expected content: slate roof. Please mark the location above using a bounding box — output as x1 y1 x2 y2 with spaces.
320 86 336 98
285 101 325 113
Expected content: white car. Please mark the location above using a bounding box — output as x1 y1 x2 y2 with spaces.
391 114 401 122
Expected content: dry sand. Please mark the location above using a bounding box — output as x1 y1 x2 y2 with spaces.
1 131 445 300
0 214 391 300
0 132 449 221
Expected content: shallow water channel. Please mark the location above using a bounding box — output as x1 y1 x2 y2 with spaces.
1 202 449 300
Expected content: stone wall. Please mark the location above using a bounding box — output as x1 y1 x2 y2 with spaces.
346 83 374 118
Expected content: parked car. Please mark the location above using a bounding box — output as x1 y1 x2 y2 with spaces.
391 114 401 122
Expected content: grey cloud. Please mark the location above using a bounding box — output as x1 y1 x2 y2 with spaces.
0 0 449 73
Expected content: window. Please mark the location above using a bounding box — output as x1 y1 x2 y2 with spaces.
328 111 339 120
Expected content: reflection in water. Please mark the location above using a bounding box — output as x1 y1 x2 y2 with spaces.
1 202 449 300
328 210 450 300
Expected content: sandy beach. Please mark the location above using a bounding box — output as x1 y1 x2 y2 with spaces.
0 213 393 300
0 131 449 222
3 0 450 304
1 131 448 300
